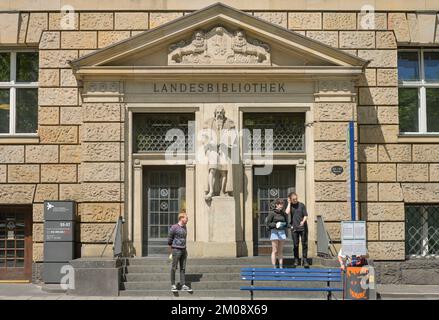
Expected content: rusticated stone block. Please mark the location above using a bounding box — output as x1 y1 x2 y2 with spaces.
33 224 44 243
39 126 78 144
82 142 121 162
358 183 378 202
360 164 396 182
39 31 60 49
359 125 399 143
41 164 77 183
150 12 183 29
361 202 404 221
288 12 321 30
388 13 410 43
80 163 121 182
39 50 77 68
340 31 375 49
323 13 356 30
357 50 397 68
368 241 405 260
83 103 122 122
413 145 439 162
358 144 377 162
358 106 377 124
401 183 439 203
358 68 376 87
367 222 379 241
314 102 354 121
82 123 121 142
34 184 58 202
26 145 59 163
0 146 24 163
430 164 439 182
0 165 5 183
0 185 35 204
78 203 121 223
379 183 404 202
60 69 77 87
39 69 59 87
81 183 122 202
254 12 287 28
115 12 149 30
358 12 387 30
61 31 97 49
7 165 39 183
60 107 81 125
60 145 81 163
359 87 398 105
26 13 48 43
377 69 398 86
325 222 340 241
315 182 347 201
59 184 81 201
306 31 338 47
376 31 397 49
33 243 44 262
378 144 411 163
38 107 59 125
314 142 346 161
33 203 44 222
80 223 116 242
98 31 130 48
18 13 29 44
397 164 429 182
49 12 79 30
315 202 350 221
80 244 114 257
377 107 398 124
39 88 78 106
380 222 405 241
314 162 346 181
80 13 113 30
314 122 347 141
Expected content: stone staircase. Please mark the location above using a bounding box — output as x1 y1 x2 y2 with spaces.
119 256 343 299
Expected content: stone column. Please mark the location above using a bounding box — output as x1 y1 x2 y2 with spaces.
132 160 143 257
243 161 254 257
295 160 306 200
185 161 196 242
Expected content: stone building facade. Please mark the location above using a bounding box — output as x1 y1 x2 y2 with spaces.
0 1 438 282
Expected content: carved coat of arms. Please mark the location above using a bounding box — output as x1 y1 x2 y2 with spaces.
168 26 271 65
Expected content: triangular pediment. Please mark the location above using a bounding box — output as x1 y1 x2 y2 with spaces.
71 3 368 78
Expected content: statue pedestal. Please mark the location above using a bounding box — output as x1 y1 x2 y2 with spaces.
203 196 237 257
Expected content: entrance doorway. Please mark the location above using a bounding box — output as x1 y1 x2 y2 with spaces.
253 166 295 255
0 206 32 281
142 166 186 256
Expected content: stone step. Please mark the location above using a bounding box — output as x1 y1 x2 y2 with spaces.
121 280 343 291
125 272 241 282
118 289 343 299
123 257 313 266
124 264 318 274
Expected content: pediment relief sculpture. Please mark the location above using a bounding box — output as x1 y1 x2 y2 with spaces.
168 26 271 65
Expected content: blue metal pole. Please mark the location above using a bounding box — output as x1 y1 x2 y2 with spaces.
349 121 356 221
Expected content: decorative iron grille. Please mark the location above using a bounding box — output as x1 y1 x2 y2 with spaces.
133 113 195 153
405 205 439 257
243 113 305 152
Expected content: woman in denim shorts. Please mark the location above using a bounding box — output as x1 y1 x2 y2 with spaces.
266 198 290 269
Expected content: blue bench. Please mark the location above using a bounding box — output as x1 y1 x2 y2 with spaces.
240 268 343 300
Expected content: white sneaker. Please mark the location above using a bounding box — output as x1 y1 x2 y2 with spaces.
171 285 178 292
181 285 193 292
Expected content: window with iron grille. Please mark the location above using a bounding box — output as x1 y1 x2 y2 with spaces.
243 113 305 152
133 113 195 153
405 204 439 257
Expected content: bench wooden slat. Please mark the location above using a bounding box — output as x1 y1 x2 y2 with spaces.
240 286 343 292
241 276 342 282
241 272 341 277
241 268 341 273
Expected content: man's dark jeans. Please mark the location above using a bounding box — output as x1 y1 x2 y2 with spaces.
171 248 187 286
292 227 308 260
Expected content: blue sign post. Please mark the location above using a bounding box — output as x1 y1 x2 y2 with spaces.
347 121 356 221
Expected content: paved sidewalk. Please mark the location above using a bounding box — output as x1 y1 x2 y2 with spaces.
0 283 438 300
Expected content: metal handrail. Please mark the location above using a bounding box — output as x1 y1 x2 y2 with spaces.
100 216 124 258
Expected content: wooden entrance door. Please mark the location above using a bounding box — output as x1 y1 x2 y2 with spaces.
0 206 32 281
